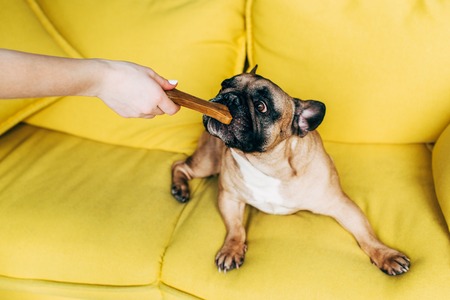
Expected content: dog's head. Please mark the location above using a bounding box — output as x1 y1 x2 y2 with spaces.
203 66 326 152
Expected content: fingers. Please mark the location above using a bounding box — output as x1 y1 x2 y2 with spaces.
158 98 180 116
147 68 177 91
138 106 163 119
146 68 180 116
159 79 180 115
101 62 181 118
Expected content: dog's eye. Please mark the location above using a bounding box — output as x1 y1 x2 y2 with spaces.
255 100 267 113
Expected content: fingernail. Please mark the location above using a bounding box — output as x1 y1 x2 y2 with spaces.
168 79 178 85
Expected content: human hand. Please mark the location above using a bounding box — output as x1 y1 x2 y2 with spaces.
92 60 180 118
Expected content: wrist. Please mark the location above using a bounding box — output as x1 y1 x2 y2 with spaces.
78 58 110 98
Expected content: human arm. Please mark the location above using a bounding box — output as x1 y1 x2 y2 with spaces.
0 49 180 118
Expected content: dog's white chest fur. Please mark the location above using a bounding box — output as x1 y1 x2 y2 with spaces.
230 149 296 215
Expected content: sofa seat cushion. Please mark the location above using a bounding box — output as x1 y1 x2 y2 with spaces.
0 124 193 287
0 125 449 299
161 139 450 299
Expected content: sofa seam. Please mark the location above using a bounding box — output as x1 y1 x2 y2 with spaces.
0 97 62 136
159 282 205 300
157 176 210 299
245 0 254 71
156 163 190 294
25 0 83 58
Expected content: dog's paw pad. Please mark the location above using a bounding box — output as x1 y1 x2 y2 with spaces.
171 184 190 203
215 244 247 273
372 252 410 276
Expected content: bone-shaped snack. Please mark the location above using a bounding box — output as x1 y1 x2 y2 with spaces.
166 89 232 125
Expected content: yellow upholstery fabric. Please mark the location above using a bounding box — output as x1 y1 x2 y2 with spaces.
433 124 450 231
22 0 246 155
0 125 214 299
2 125 449 299
0 97 60 135
0 125 188 286
247 0 450 144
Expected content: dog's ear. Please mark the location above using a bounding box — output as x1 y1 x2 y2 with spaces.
292 99 326 137
249 65 258 74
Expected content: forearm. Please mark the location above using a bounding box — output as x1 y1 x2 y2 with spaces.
0 48 179 117
0 49 101 99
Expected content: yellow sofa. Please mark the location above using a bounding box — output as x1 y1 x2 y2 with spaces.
1 1 449 299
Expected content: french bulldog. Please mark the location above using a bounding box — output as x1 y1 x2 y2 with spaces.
171 67 410 276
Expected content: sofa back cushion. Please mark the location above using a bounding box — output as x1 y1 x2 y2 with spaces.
0 0 79 135
247 0 450 143
1 0 246 154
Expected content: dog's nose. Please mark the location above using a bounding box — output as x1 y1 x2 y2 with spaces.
223 92 242 105
210 94 224 103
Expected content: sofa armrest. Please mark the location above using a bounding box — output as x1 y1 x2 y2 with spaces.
433 123 450 231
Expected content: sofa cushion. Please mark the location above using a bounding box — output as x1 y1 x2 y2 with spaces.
247 0 450 143
0 124 193 287
162 140 450 299
0 0 79 135
433 123 450 230
1 126 449 299
0 97 59 135
4 0 246 155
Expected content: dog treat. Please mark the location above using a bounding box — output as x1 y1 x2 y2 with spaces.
166 89 232 124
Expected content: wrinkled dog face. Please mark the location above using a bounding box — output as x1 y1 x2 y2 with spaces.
203 73 284 152
203 71 326 153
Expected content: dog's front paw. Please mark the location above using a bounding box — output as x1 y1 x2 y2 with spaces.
171 161 191 203
171 183 190 203
370 249 410 276
215 243 248 273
